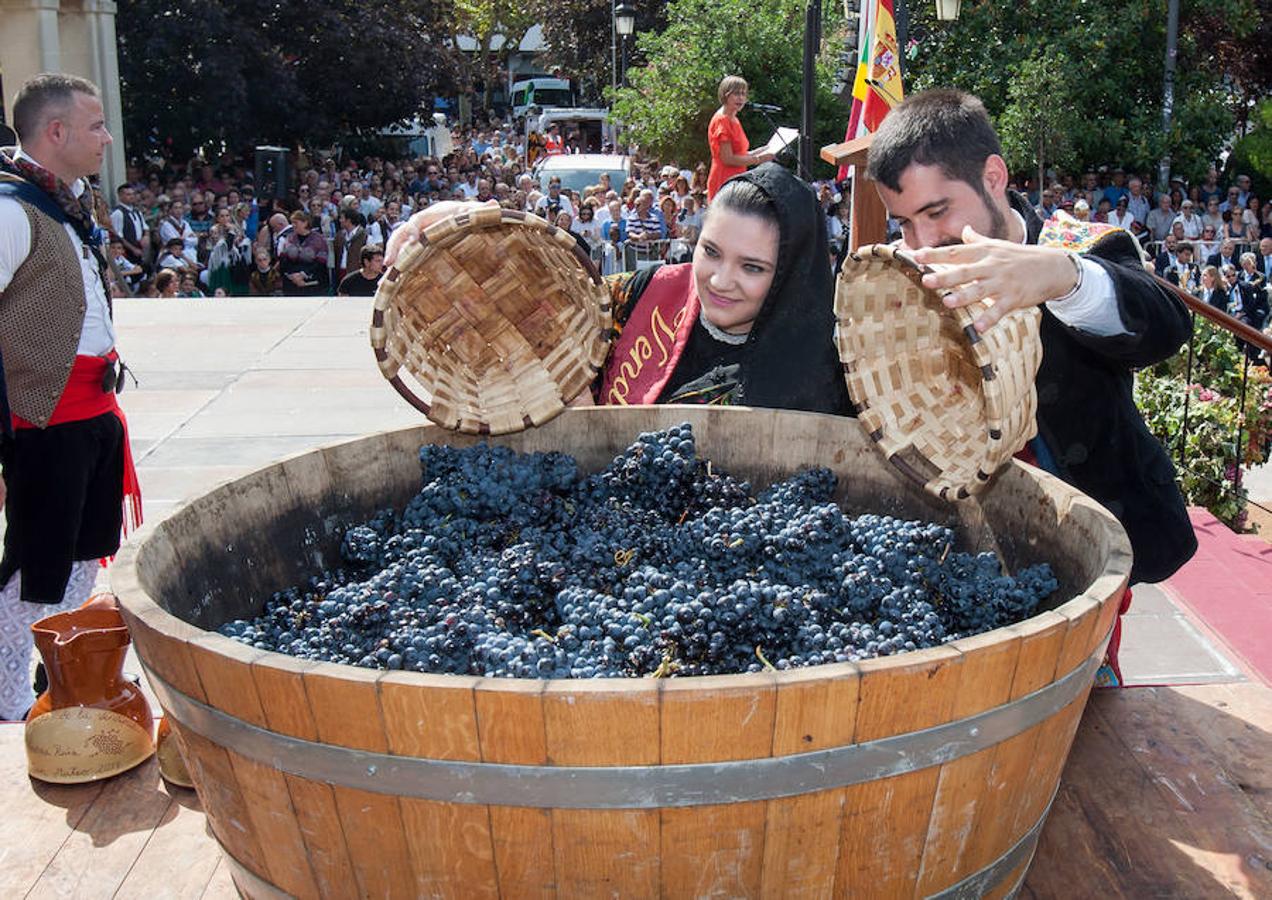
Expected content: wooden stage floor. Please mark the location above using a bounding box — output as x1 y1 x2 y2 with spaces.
1 682 1268 899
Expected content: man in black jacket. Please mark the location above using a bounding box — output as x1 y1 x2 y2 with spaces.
867 89 1196 686
1206 238 1239 272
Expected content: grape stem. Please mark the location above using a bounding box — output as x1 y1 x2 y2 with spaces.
755 645 777 672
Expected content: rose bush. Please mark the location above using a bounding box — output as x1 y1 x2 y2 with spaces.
1135 318 1272 530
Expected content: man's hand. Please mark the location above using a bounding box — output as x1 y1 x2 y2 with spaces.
913 225 1079 333
384 200 499 269
287 272 309 287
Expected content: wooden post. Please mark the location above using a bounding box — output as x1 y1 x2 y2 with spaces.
821 134 888 250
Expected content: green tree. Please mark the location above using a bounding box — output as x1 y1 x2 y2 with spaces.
530 0 672 104
997 55 1078 195
608 0 846 172
117 0 457 159
1224 99 1272 200
453 0 538 111
904 0 1255 185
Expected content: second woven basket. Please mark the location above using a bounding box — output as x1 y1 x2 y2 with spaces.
836 243 1043 500
370 206 613 434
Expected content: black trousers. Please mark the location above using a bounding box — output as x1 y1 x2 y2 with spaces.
0 412 124 604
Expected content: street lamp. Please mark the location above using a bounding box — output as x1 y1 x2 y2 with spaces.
614 2 636 37
614 1 636 88
934 0 961 20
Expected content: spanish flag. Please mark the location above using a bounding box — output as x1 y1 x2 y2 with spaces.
840 0 904 177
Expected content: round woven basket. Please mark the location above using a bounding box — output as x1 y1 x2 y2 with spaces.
836 243 1043 501
370 206 613 435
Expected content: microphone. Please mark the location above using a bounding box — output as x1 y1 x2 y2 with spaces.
749 102 783 113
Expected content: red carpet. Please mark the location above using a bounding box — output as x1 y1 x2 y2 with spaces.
1162 508 1272 686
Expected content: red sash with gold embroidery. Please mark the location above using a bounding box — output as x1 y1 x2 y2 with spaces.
600 264 699 406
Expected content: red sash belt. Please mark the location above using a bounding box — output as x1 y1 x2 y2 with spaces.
12 350 143 535
600 264 698 406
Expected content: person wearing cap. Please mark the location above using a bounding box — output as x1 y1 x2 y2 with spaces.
1174 199 1202 239
866 89 1194 687
706 76 775 200
1072 198 1090 221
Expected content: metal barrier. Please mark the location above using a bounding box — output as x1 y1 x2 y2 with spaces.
585 239 696 274
1160 277 1272 526
1144 240 1258 264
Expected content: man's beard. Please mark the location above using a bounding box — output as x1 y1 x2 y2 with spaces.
933 191 1010 247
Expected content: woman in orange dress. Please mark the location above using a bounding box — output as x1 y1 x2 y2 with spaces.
706 76 774 200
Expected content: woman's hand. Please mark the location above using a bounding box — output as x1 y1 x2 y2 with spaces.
384 199 500 268
913 225 1079 333
751 151 776 166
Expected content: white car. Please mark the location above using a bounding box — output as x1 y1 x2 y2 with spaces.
533 153 632 195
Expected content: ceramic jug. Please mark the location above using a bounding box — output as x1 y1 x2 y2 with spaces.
25 597 155 784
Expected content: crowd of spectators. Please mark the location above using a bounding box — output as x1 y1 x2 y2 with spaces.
99 122 725 299
98 120 1271 339
1017 167 1270 262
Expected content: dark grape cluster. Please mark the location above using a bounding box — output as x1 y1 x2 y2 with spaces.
220 424 1058 678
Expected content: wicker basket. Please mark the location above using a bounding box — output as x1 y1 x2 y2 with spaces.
836 243 1043 501
370 206 613 435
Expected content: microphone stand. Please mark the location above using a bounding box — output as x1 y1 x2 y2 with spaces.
748 104 798 168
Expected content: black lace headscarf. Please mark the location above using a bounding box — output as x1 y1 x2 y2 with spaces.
709 163 852 415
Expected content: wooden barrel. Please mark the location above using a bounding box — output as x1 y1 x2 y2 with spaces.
113 406 1130 900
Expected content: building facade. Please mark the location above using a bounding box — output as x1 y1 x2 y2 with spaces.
0 0 126 191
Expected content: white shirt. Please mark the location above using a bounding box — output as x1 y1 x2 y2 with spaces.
1107 209 1136 230
0 149 115 355
109 203 148 245
1172 212 1202 239
535 193 575 219
458 181 480 199
158 214 196 253
1009 209 1128 338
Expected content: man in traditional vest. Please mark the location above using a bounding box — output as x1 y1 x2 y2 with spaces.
109 182 148 269
0 73 142 720
866 89 1196 687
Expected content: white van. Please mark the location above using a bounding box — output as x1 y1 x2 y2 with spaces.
526 109 617 155
510 78 576 119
